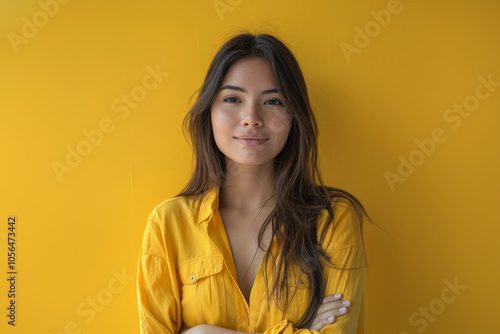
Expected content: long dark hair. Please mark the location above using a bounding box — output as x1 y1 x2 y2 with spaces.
177 32 372 328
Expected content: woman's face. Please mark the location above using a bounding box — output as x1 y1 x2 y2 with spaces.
210 57 292 168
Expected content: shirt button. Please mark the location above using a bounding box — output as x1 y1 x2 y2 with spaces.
299 281 305 286
190 275 196 282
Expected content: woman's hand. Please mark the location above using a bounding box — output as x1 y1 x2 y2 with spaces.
179 325 203 334
307 293 351 331
180 324 242 334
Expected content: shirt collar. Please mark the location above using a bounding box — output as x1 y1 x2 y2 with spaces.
197 185 221 224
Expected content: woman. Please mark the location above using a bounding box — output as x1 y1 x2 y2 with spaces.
137 33 371 334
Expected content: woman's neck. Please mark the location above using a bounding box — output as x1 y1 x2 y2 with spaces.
219 159 275 214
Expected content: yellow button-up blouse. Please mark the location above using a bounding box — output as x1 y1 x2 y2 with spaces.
136 186 365 334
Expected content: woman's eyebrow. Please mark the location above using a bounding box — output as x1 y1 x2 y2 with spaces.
219 85 279 95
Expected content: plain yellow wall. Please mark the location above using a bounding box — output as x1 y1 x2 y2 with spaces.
1 0 499 333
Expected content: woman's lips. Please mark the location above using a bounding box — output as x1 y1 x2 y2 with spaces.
234 137 268 146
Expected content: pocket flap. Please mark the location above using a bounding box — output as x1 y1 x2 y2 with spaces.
177 255 223 285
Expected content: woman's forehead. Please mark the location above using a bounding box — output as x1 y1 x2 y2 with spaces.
220 57 278 91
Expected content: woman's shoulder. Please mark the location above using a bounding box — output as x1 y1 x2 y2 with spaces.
316 188 366 253
140 190 215 258
149 194 197 216
147 191 209 225
147 186 219 229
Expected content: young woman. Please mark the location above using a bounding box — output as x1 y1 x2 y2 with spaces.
137 33 371 334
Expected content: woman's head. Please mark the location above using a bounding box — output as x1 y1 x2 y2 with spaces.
182 33 321 194
210 56 292 176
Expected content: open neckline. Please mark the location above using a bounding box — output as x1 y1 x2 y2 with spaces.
214 209 275 310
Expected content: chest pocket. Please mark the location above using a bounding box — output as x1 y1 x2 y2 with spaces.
177 255 225 328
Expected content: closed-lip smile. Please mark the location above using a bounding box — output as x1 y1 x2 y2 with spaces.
234 135 268 146
234 135 268 140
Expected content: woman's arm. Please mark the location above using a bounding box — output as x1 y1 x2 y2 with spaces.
137 210 182 334
181 324 252 334
183 293 353 334
255 249 364 334
259 204 366 334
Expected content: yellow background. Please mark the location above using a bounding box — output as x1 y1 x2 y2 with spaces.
1 0 499 333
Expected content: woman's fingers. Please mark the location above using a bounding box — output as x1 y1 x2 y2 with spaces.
308 314 338 332
316 294 351 316
307 294 352 331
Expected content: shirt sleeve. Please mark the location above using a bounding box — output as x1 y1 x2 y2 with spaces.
137 209 182 334
262 202 366 334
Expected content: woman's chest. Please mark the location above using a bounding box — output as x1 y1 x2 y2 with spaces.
219 207 273 305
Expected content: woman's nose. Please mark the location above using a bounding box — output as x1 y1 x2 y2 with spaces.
240 101 264 127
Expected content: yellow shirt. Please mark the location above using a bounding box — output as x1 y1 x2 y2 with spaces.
136 185 365 334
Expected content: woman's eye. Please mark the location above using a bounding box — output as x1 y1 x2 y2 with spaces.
223 96 240 103
265 98 283 106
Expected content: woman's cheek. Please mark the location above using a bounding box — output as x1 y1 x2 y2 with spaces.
269 115 292 137
212 109 234 134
